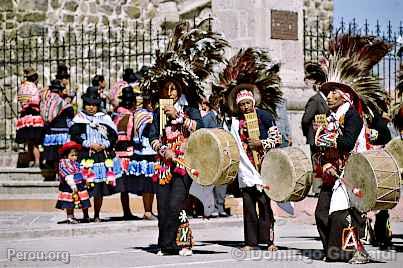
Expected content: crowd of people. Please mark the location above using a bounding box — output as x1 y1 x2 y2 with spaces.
14 21 403 262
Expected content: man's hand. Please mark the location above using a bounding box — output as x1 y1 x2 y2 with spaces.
247 138 262 150
323 163 337 177
164 105 178 120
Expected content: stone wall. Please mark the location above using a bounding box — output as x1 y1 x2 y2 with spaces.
0 0 331 38
0 0 212 39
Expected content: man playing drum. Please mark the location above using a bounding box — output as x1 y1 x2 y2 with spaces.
139 19 228 256
228 86 282 251
211 48 283 252
306 34 392 264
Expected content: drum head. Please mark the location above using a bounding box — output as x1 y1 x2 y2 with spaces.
344 152 378 212
385 138 403 171
261 148 297 202
184 129 222 186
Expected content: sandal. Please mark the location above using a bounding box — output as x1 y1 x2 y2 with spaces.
267 244 278 251
240 245 256 251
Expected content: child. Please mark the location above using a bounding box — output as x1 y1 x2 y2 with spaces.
56 141 91 224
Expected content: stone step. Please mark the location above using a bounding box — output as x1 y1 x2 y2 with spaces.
0 193 244 217
0 167 44 181
0 180 58 194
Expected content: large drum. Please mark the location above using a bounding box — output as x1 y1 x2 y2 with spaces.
385 137 403 173
261 147 313 202
344 150 400 212
184 128 240 186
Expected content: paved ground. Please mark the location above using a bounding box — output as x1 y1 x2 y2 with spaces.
1 213 403 267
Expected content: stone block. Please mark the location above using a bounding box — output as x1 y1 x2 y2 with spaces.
115 6 122 16
6 22 16 30
213 11 238 39
87 16 99 25
99 5 114 16
63 14 75 24
51 0 61 9
22 12 47 23
5 13 15 20
0 0 15 11
18 0 48 12
64 1 79 12
102 15 109 25
89 1 97 13
125 5 140 19
80 2 88 13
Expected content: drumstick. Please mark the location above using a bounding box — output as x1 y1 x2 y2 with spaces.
173 157 200 177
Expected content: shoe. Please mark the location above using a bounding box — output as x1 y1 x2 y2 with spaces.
240 245 256 251
123 214 142 220
210 212 219 218
67 218 78 224
81 217 91 223
93 217 102 223
348 250 370 264
156 250 165 256
143 213 158 220
179 248 192 256
267 244 278 251
219 212 229 217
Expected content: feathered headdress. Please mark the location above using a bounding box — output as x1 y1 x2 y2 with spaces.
305 34 392 115
167 18 230 79
212 48 282 116
391 65 403 131
141 19 229 105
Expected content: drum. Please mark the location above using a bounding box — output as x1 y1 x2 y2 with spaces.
261 147 313 202
344 150 400 212
184 128 240 186
385 137 403 173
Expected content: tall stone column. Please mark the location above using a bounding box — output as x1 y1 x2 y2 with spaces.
212 0 315 146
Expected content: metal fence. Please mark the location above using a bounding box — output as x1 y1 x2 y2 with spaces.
0 16 213 152
303 16 403 97
0 20 171 151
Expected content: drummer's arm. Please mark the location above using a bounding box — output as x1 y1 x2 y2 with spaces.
183 106 204 132
337 109 363 152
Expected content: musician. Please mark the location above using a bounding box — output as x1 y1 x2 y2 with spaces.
148 80 204 256
304 34 392 263
226 85 281 251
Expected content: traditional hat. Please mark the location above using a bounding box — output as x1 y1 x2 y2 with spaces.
305 34 392 114
82 86 101 105
118 86 139 108
213 48 283 116
123 68 138 84
49 79 65 93
58 141 82 155
23 67 37 78
141 19 229 106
